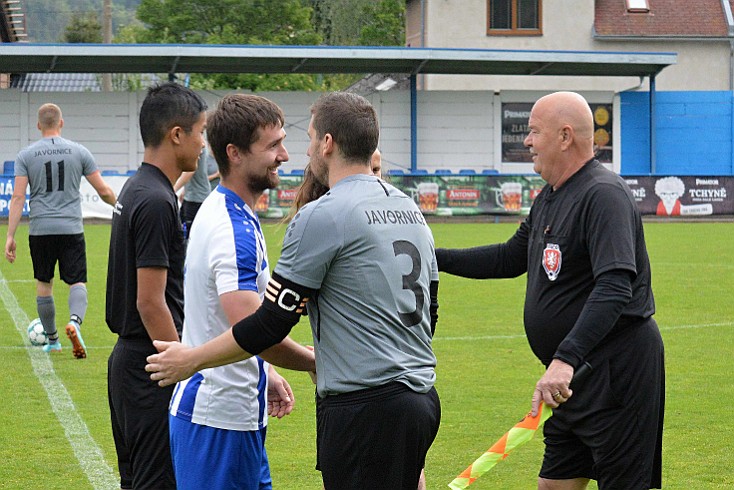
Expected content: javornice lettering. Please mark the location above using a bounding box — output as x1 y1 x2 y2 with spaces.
34 148 73 157
365 209 426 226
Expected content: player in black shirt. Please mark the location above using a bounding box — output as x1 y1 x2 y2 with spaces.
105 82 207 490
437 92 664 489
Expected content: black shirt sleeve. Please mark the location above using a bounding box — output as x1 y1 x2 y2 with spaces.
553 269 633 368
435 219 530 278
429 280 439 335
132 190 180 269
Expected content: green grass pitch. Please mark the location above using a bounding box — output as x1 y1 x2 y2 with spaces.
0 221 732 489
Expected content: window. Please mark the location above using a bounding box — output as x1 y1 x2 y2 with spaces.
626 0 650 12
488 0 542 35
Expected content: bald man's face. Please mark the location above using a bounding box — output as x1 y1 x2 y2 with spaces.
524 99 564 185
523 92 595 187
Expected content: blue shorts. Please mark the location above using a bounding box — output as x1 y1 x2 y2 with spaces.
169 415 272 490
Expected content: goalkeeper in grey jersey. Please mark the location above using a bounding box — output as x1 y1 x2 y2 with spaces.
147 92 441 490
5 103 116 358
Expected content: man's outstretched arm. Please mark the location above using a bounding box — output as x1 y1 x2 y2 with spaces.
146 272 314 386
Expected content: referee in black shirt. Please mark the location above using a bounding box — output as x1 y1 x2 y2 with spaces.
437 91 664 490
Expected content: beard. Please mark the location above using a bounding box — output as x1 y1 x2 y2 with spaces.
309 153 329 187
248 168 280 195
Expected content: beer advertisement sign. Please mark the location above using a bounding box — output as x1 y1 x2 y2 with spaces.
2 174 730 220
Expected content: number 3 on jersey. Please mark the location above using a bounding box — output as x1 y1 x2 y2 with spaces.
392 240 424 327
44 160 65 192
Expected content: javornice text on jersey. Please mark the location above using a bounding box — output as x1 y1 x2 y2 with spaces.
34 148 73 157
364 208 427 226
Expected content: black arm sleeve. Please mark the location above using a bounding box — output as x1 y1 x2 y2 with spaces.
435 245 500 278
554 269 633 368
435 220 529 279
429 280 439 335
231 272 315 355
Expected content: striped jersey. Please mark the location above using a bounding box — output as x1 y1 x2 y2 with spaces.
169 185 270 431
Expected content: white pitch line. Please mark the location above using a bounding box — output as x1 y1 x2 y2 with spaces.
436 321 733 341
0 274 118 490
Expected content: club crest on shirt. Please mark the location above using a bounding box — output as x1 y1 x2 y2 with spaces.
542 243 562 281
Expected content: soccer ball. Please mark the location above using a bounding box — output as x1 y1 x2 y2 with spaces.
27 318 48 346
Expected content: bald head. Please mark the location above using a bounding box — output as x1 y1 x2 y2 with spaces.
535 91 594 148
524 91 596 189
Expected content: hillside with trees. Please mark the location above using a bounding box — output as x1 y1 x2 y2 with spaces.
22 0 405 91
24 0 139 42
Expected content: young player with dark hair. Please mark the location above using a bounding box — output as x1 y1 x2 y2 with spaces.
106 82 207 489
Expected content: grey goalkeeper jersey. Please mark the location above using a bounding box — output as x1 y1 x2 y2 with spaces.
275 174 438 397
15 136 98 235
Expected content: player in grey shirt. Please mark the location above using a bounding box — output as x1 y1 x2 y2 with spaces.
146 92 441 489
279 173 437 396
5 103 116 358
173 146 213 238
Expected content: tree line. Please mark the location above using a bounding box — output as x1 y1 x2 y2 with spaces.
26 0 405 91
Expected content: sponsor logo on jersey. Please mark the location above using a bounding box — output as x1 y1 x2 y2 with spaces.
542 243 562 281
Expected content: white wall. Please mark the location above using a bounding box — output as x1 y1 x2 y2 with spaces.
0 90 319 174
0 89 516 175
1 90 141 173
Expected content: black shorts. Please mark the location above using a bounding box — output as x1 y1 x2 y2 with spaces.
28 233 87 284
108 338 176 489
316 382 440 490
540 318 665 489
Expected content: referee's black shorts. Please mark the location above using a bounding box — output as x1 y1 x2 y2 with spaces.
540 318 665 489
108 338 176 489
28 233 87 284
317 382 440 490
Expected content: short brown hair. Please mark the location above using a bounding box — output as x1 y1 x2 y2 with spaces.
310 92 379 165
207 94 285 177
37 103 62 130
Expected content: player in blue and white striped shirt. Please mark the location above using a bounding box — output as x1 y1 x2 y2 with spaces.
168 94 315 490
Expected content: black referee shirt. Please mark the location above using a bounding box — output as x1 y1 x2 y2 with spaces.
106 163 185 340
522 159 655 365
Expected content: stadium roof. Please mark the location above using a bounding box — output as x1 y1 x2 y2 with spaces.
10 72 101 92
0 43 676 78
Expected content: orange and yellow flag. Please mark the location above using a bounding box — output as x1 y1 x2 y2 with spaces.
448 402 553 489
